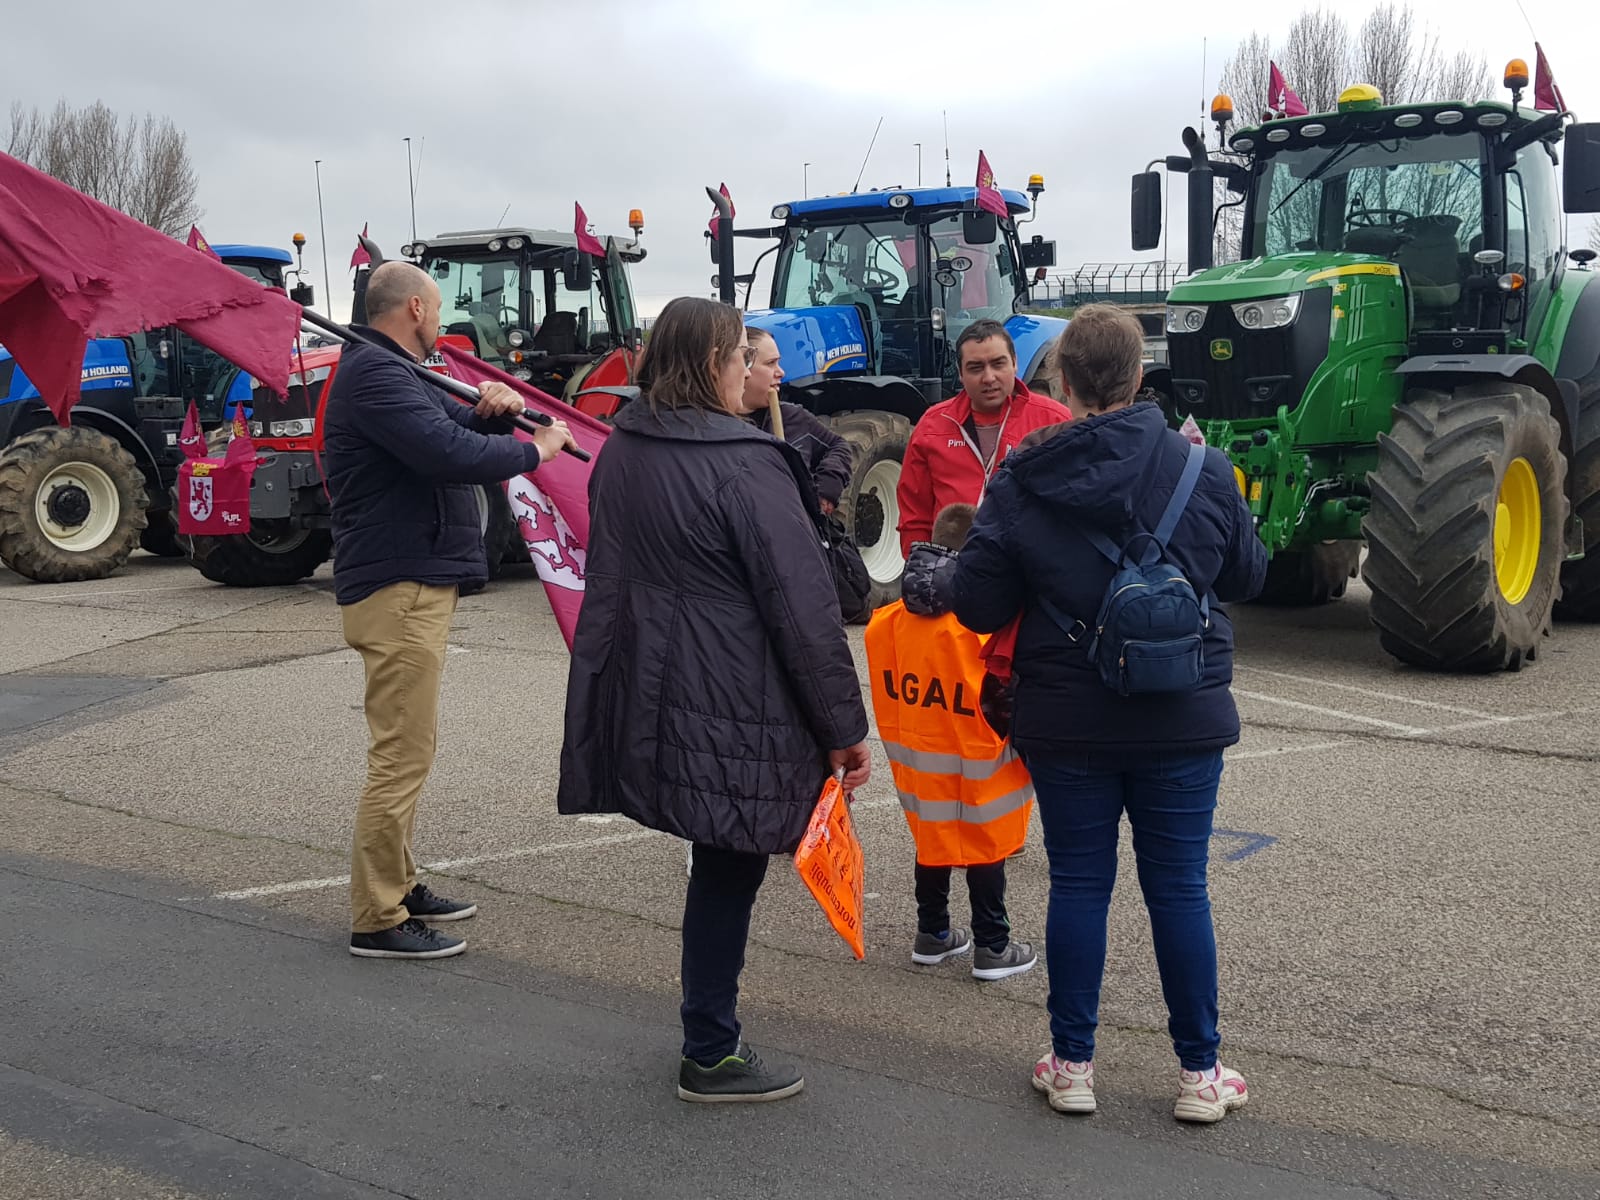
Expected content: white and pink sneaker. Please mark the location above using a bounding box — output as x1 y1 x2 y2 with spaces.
1174 1063 1248 1123
1032 1052 1096 1114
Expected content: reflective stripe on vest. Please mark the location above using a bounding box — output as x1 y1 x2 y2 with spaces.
865 602 1035 867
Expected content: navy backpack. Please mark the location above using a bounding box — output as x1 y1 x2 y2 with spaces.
1039 441 1210 696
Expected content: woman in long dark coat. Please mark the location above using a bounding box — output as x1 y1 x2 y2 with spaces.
558 297 871 1103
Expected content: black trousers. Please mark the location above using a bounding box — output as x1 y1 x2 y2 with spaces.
915 860 1010 951
680 843 769 1064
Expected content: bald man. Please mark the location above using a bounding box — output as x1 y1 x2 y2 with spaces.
326 260 575 961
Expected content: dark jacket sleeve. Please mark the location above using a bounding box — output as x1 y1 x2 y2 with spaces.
781 403 853 505
952 472 1028 634
1207 454 1269 602
347 358 542 483
724 449 869 751
444 396 498 435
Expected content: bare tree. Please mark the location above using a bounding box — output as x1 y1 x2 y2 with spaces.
4 99 201 237
1277 8 1351 114
1587 218 1600 254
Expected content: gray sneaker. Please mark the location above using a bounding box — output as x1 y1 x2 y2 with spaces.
911 926 973 965
973 939 1037 981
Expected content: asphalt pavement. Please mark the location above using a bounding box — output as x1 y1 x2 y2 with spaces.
2 553 1598 1199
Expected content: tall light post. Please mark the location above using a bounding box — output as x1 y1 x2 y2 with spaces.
914 142 922 186
403 136 417 241
313 159 332 307
803 162 810 198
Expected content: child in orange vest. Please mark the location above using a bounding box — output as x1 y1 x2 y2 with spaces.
865 503 1037 981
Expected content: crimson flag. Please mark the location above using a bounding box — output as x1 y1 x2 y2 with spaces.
435 342 610 648
187 225 223 261
1534 43 1566 112
976 151 1008 218
708 182 734 237
178 400 205 459
574 203 607 258
0 152 299 425
1268 62 1309 118
350 222 372 269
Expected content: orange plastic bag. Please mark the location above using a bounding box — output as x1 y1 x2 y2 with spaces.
794 774 865 960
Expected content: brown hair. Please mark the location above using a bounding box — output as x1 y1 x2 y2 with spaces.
1054 304 1144 412
745 325 776 349
955 318 1015 370
636 297 745 413
931 503 977 550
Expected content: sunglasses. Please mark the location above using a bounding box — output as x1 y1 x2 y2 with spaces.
739 345 756 368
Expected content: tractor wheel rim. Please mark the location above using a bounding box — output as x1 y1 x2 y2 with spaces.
34 461 120 553
248 527 311 555
1494 456 1540 605
855 458 903 585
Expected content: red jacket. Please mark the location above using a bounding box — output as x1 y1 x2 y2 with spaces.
896 382 1072 556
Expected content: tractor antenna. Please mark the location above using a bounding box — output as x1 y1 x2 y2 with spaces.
943 110 952 186
851 116 885 194
496 202 511 226
1200 37 1208 150
1512 0 1537 37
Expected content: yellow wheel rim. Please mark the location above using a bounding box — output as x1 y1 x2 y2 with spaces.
1494 457 1541 605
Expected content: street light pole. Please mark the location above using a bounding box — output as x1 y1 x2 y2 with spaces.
915 142 922 186
803 162 810 198
314 159 332 308
404 136 417 241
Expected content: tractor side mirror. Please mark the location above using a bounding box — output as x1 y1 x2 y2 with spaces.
1020 235 1056 268
1132 171 1163 251
563 250 594 291
1564 123 1600 213
963 209 999 245
290 282 315 307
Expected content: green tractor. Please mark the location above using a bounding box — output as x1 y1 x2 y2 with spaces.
1133 72 1600 671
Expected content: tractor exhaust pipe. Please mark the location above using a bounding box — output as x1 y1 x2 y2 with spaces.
1182 127 1214 274
707 185 736 306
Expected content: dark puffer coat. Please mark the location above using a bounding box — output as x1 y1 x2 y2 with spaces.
557 402 868 855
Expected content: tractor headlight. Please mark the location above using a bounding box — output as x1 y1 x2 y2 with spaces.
511 366 533 381
268 418 316 437
488 238 504 252
507 236 526 249
771 204 791 219
1231 294 1302 331
508 330 527 348
1166 304 1208 334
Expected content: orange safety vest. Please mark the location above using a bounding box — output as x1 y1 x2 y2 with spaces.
864 601 1034 868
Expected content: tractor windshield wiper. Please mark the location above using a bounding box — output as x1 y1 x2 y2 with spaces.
1272 136 1362 216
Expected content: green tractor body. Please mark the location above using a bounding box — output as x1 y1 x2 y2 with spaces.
1135 88 1600 669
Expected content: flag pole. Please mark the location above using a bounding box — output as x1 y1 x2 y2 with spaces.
297 308 590 462
314 159 332 315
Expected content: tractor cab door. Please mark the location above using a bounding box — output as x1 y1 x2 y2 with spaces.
1505 140 1565 342
927 213 1024 391
605 238 641 349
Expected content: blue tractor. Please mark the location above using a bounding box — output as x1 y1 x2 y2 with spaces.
0 242 310 582
713 182 1065 603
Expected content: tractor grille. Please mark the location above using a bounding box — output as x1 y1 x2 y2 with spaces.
1167 289 1332 422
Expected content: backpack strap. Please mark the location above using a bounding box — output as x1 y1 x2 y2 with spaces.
1152 441 1207 551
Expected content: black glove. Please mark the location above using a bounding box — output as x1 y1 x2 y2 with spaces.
902 542 959 616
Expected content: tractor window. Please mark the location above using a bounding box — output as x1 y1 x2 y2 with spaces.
429 256 525 364
537 267 609 353
1254 136 1486 264
225 260 286 290
1507 142 1562 284
776 219 921 374
928 214 1019 332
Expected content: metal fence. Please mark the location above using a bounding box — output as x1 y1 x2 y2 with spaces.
1032 261 1186 309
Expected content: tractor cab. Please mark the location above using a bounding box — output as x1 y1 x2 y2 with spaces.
404 226 645 402
745 186 1059 413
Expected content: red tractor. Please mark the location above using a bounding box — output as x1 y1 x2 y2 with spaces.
184 219 645 586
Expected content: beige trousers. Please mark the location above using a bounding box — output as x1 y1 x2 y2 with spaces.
342 581 459 932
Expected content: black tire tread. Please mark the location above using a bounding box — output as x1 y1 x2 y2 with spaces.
187 528 332 587
824 409 913 614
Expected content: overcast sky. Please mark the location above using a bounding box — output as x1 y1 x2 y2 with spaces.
6 0 1595 318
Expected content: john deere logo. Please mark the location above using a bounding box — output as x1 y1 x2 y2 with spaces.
1210 339 1234 361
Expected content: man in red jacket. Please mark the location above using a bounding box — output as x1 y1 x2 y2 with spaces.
896 319 1072 556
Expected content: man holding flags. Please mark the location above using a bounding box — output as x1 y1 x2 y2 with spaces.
327 260 576 961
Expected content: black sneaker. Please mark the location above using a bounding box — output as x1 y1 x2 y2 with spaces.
677 1044 804 1103
402 883 478 922
349 917 466 959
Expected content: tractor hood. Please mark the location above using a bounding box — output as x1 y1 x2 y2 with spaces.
745 306 870 383
1170 252 1398 303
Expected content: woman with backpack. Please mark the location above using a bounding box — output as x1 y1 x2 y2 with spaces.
951 305 1267 1123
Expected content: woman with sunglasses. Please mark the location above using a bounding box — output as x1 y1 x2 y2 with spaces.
558 297 872 1103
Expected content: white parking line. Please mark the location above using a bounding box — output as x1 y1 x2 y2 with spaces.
1236 667 1499 719
211 829 661 900
1233 689 1431 736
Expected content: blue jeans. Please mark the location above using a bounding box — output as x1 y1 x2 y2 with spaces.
1027 749 1224 1071
680 844 769 1064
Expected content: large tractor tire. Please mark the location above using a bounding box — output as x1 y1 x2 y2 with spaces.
0 426 147 582
826 410 912 615
1554 375 1600 619
188 525 332 587
475 482 520 582
1254 542 1362 607
1362 382 1565 672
